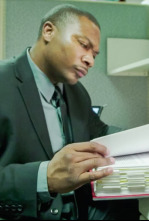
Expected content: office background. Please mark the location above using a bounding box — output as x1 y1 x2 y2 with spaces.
3 0 149 129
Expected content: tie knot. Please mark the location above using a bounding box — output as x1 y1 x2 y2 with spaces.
51 86 62 108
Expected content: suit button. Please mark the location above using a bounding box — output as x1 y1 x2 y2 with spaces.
11 205 17 212
4 205 10 212
50 208 59 215
17 205 23 213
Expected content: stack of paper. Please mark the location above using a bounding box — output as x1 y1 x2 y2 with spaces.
91 124 149 200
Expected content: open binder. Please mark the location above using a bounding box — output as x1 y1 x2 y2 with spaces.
91 124 149 200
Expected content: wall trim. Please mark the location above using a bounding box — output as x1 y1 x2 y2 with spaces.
0 0 5 60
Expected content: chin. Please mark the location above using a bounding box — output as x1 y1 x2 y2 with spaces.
66 77 79 85
62 72 79 85
69 72 80 85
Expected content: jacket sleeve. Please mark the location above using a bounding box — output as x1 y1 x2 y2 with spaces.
0 111 41 219
0 162 40 219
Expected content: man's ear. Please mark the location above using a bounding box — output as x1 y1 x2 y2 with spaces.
42 21 56 43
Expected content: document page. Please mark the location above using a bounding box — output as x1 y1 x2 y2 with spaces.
96 152 149 169
92 124 149 157
114 152 149 168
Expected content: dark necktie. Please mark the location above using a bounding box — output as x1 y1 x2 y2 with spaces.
51 86 72 145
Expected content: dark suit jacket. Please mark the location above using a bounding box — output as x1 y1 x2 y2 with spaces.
0 50 109 220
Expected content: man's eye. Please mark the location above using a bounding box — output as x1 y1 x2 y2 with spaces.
93 54 96 59
80 42 88 49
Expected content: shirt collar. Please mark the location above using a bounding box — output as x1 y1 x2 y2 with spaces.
27 48 63 103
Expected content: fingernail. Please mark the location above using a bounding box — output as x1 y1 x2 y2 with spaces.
107 167 113 174
110 157 115 164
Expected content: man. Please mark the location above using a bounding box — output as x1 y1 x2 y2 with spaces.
0 4 139 220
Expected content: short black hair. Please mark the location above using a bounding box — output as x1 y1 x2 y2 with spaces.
38 4 101 38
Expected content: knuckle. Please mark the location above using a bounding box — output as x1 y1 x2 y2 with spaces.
90 142 107 155
92 158 99 168
90 142 97 152
92 158 97 168
101 169 109 178
89 171 96 181
64 153 74 163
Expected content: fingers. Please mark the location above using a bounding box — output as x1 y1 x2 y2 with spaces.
79 167 114 186
48 141 114 194
77 155 115 173
72 142 110 157
73 151 105 163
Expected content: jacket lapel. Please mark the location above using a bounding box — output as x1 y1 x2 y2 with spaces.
14 50 54 159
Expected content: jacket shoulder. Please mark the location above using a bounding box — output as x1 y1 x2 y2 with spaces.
0 58 15 74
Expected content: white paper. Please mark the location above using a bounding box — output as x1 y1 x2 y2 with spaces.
96 152 149 169
114 152 149 168
92 124 149 157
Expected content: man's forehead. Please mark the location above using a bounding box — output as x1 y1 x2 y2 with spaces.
60 15 100 48
63 15 100 35
79 17 100 49
79 16 100 36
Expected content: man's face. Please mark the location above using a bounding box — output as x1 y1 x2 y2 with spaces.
44 16 100 85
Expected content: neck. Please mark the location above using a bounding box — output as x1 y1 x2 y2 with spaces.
29 42 58 85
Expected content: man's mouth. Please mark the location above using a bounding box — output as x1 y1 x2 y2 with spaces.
75 67 88 78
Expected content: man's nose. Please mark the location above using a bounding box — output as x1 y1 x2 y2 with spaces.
82 54 94 68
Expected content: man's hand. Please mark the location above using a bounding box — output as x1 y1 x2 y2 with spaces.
47 142 115 194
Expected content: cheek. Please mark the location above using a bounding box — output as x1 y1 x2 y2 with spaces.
61 45 81 65
51 36 82 66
